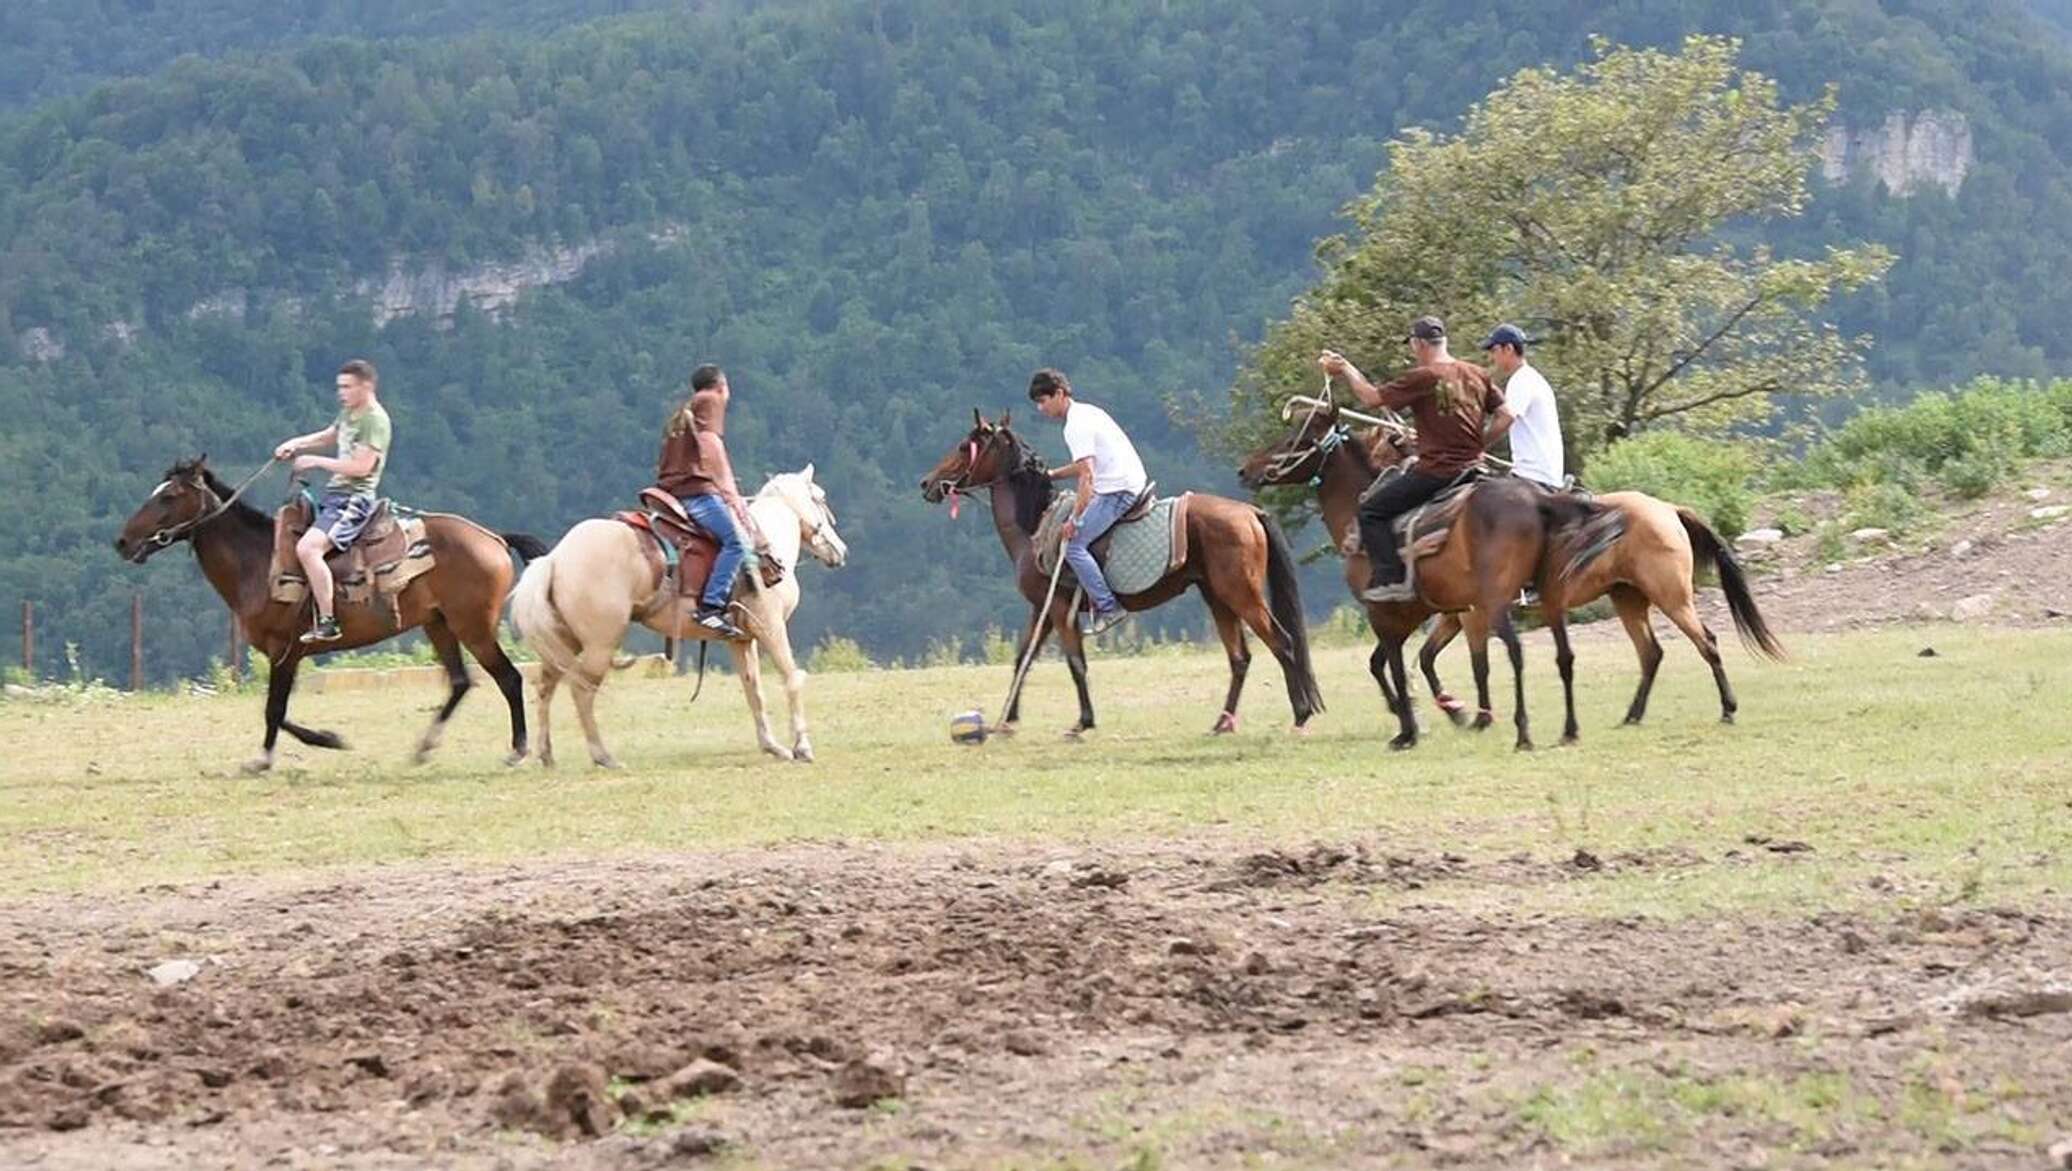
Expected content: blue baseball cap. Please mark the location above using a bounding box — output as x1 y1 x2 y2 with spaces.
1481 323 1529 350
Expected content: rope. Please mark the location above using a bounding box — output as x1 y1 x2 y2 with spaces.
150 456 282 546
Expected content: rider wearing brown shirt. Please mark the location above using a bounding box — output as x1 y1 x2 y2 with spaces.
1320 316 1505 602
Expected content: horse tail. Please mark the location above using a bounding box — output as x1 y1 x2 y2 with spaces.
1258 508 1325 717
1677 509 1787 661
509 551 584 680
501 532 549 562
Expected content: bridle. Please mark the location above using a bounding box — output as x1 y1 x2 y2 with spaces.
935 428 1036 517
144 457 280 549
1260 420 1355 487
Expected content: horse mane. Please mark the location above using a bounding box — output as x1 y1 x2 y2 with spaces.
172 460 270 531
995 427 1054 534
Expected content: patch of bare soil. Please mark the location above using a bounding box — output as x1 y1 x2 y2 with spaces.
2 843 2068 1169
1721 476 2072 632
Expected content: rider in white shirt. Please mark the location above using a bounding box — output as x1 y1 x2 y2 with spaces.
1028 367 1148 635
1482 323 1565 490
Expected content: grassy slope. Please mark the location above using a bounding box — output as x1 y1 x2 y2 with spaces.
4 626 2068 913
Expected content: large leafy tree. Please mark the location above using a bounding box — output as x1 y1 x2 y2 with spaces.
1226 36 1893 462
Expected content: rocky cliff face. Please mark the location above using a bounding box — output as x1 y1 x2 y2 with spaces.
354 240 612 327
1820 109 1973 197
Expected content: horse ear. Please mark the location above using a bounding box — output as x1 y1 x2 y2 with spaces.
972 407 984 429
999 409 1012 428
800 462 816 483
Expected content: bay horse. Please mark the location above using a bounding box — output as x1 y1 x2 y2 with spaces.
1239 404 1620 750
508 467 847 768
114 457 547 772
920 410 1323 736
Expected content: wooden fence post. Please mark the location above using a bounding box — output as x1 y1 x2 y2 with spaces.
131 594 144 692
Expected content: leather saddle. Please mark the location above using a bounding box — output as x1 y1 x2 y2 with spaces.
270 496 414 613
617 488 784 604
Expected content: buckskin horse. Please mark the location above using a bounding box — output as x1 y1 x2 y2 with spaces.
1239 401 1621 750
921 410 1323 736
508 467 847 767
115 457 547 772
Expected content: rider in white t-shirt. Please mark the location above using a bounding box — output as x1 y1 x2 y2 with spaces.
1482 323 1565 489
1028 367 1149 635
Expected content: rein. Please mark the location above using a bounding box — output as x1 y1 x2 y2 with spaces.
150 457 282 547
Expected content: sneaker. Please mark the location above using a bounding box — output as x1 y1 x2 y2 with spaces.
299 614 342 644
1360 580 1415 604
693 606 744 640
1084 607 1128 636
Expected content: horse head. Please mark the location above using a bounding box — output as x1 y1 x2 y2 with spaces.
114 456 218 563
919 409 1026 504
761 463 848 568
1239 400 1409 491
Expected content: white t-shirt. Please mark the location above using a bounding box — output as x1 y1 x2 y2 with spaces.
1062 400 1149 495
1501 362 1565 487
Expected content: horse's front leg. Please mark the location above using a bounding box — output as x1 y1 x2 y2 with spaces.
752 604 813 763
246 655 301 774
729 638 791 761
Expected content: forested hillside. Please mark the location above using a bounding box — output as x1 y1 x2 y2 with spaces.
4 0 2070 680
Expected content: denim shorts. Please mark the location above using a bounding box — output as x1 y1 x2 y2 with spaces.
314 492 378 550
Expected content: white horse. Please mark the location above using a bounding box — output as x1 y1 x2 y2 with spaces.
509 466 849 767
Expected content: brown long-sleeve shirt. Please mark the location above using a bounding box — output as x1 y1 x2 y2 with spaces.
655 388 738 499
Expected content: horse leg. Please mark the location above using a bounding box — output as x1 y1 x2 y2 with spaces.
757 611 814 764
1546 609 1579 745
1461 609 1496 732
1609 585 1663 725
731 636 792 762
1496 609 1533 751
245 655 301 774
1368 638 1398 717
1663 598 1736 724
1204 595 1250 735
464 630 529 766
1000 604 1053 730
1419 612 1469 727
535 662 562 768
1386 633 1419 750
568 642 621 768
1054 601 1095 735
412 615 473 765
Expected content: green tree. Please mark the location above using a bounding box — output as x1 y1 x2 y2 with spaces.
1227 36 1893 463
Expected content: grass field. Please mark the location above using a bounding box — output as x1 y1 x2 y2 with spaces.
5 624 2068 914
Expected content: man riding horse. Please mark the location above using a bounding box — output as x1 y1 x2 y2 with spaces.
1320 315 1505 603
656 363 754 640
271 358 392 643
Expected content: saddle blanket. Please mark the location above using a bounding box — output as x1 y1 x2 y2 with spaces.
1034 494 1189 598
269 509 434 614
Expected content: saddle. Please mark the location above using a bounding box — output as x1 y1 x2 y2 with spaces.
616 488 784 612
1033 483 1192 600
268 496 430 625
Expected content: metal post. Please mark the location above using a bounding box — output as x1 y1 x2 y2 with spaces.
19 600 31 681
131 595 144 692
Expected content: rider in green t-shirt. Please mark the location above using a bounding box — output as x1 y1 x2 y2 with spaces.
271 359 393 643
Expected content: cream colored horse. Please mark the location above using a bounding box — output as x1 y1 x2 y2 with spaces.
509 467 848 767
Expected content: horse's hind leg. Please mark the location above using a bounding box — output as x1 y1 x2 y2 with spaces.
535 664 562 768
730 638 792 762
1611 585 1664 725
1204 595 1250 734
569 642 621 768
1385 634 1419 750
413 615 473 765
462 626 529 766
1545 608 1579 745
1420 612 1469 726
1461 609 1496 732
1494 609 1532 751
1663 598 1736 724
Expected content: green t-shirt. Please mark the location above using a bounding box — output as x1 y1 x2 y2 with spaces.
330 402 392 495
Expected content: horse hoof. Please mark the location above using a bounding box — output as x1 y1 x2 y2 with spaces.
762 745 795 762
1288 723 1311 738
1621 716 1644 727
539 755 556 770
1388 735 1417 752
412 745 435 766
593 755 623 770
792 749 814 765
240 756 273 775
502 751 526 768
1210 712 1239 735
1560 734 1579 747
1471 715 1494 732
1515 740 1534 752
1720 713 1736 725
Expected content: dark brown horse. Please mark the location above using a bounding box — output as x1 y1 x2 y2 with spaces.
1239 403 1618 750
114 457 547 772
922 411 1323 735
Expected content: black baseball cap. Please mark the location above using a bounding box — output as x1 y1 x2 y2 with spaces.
1481 323 1528 350
1406 315 1446 342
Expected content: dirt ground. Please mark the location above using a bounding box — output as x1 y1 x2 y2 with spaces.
3 841 2068 1169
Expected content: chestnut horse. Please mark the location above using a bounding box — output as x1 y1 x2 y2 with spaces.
922 411 1322 735
115 457 546 772
1239 404 1620 749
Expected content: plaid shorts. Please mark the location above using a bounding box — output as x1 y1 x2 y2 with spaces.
313 492 377 550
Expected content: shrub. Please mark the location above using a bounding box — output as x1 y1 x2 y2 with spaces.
807 634 875 673
1586 431 1758 538
1800 377 2072 498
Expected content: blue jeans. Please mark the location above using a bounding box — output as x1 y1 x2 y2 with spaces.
1065 490 1136 614
680 493 749 609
